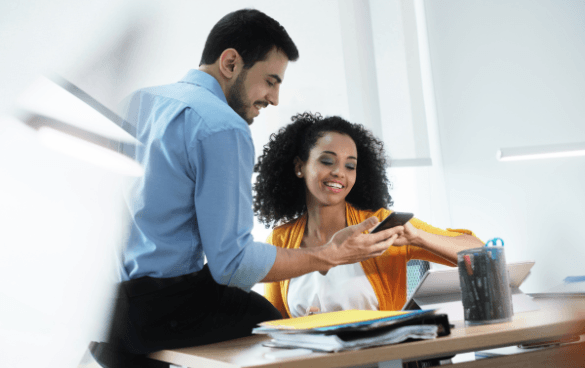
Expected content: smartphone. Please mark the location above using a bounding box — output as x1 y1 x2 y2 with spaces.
370 212 414 234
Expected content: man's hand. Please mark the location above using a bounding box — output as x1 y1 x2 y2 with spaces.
262 217 404 283
317 217 404 273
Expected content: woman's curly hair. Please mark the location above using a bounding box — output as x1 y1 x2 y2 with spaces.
253 112 393 228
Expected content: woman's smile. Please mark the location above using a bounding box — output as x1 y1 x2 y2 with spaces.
323 180 344 193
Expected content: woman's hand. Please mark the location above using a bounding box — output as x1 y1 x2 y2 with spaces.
391 222 484 264
390 222 419 247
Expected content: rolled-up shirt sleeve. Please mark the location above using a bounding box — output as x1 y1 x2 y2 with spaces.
192 128 276 291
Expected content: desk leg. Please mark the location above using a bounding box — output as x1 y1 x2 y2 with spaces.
378 359 402 368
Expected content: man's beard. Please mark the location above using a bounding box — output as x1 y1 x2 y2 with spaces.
227 69 253 125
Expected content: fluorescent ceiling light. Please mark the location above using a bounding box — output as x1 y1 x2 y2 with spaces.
497 142 585 161
14 74 143 176
38 127 143 177
16 75 137 144
389 158 433 167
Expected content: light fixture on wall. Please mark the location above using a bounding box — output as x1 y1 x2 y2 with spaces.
14 74 142 176
497 142 585 161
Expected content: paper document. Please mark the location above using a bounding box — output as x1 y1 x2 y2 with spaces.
264 325 438 352
529 275 585 298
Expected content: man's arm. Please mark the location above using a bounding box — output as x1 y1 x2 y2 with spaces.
193 127 276 289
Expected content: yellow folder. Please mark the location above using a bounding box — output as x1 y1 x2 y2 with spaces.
258 309 410 330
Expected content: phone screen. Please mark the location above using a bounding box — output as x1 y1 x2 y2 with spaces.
370 212 414 233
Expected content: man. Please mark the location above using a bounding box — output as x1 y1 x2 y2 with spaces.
93 8 402 368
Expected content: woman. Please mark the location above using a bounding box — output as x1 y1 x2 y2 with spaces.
253 112 483 318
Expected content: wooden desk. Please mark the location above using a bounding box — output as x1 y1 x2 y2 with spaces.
149 297 585 368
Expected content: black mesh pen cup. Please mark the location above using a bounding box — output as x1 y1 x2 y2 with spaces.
457 240 513 326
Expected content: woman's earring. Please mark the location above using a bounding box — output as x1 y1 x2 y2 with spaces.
297 172 302 177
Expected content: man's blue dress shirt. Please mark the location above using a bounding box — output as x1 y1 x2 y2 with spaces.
120 70 276 291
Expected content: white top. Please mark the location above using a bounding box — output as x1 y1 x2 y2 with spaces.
287 262 379 318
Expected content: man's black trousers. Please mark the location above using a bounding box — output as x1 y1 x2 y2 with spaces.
93 264 282 367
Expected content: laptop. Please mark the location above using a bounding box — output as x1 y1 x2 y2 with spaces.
402 261 537 321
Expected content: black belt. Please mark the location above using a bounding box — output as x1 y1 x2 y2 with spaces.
121 264 208 298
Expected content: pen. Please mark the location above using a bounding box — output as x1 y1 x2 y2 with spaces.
472 252 485 320
464 255 473 276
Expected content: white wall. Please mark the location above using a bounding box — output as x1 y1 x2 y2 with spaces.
424 0 585 292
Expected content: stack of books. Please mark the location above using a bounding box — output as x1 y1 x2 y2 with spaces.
253 309 450 352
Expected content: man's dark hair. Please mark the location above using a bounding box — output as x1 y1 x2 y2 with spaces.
200 9 299 69
253 112 393 228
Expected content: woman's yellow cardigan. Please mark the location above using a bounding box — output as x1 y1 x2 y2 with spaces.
264 203 476 318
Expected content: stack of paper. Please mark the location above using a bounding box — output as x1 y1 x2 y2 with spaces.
253 309 448 352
